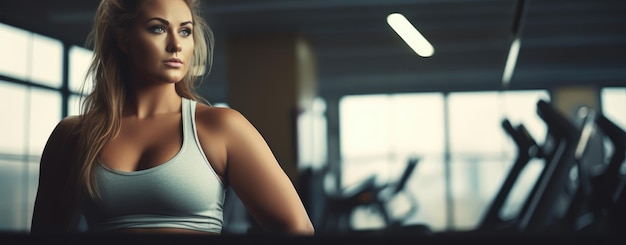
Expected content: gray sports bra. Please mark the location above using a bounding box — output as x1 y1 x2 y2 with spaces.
82 98 226 234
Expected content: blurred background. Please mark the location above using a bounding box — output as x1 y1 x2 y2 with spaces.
0 0 625 236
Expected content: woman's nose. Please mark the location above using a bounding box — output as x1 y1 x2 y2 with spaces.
167 43 182 53
166 36 182 53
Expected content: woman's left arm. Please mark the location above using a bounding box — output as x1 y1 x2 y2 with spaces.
218 108 314 235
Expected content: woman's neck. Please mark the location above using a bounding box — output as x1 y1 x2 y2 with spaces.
124 83 182 119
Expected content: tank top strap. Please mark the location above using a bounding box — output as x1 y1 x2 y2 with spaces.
181 97 196 140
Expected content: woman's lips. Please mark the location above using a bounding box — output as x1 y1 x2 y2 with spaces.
164 58 183 68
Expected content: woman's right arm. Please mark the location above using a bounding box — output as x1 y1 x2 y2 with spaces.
31 116 81 234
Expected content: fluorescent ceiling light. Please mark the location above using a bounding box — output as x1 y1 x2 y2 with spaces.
387 13 434 57
502 37 521 87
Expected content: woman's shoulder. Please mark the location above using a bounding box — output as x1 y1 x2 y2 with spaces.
39 116 82 171
56 115 81 134
47 115 82 144
59 115 81 126
194 103 250 131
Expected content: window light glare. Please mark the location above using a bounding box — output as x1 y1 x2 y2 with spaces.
387 13 434 57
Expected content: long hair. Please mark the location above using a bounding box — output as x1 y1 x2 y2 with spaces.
73 0 214 200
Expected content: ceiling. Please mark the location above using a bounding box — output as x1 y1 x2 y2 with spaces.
1 0 625 102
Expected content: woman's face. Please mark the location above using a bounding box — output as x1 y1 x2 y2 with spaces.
122 0 195 86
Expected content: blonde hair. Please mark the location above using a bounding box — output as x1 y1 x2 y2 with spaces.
74 0 214 199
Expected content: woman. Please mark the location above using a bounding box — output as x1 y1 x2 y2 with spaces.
30 0 314 236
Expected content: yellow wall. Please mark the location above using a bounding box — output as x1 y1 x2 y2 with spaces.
226 33 317 185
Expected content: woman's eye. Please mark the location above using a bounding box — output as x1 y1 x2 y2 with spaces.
150 26 166 34
180 29 192 37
